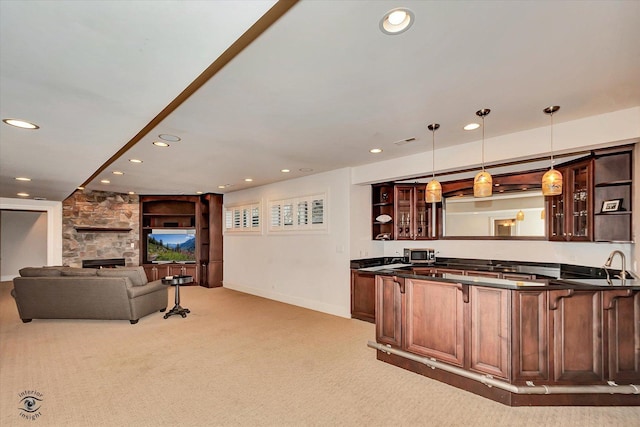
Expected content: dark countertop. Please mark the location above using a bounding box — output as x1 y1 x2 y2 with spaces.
351 257 639 290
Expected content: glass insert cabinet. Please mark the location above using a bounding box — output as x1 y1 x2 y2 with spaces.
548 159 593 241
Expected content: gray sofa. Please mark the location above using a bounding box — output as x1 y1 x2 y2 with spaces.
11 266 168 324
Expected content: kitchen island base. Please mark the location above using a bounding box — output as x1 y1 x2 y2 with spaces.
374 346 639 407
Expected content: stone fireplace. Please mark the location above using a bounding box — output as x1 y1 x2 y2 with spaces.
62 190 139 267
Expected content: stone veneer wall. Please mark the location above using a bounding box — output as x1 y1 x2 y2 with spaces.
62 190 139 267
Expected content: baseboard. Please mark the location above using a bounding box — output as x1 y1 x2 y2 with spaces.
1 275 17 282
222 281 350 319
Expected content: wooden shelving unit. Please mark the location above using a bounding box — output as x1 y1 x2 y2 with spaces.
139 194 223 287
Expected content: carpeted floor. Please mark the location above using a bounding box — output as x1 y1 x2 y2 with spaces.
1 280 638 426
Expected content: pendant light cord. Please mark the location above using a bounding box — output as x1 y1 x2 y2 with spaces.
431 131 436 179
549 112 555 168
481 116 485 172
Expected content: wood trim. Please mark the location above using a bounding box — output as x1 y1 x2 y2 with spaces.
78 0 300 192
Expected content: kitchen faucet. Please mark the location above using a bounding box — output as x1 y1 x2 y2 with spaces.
603 250 627 283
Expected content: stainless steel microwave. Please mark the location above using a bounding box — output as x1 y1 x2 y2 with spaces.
404 248 436 264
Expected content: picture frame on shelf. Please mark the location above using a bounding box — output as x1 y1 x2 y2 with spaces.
601 198 623 213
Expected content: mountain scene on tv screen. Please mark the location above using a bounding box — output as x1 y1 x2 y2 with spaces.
148 235 196 262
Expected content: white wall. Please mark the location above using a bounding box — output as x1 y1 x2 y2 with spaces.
350 108 640 273
0 198 63 281
222 168 352 317
1 210 47 281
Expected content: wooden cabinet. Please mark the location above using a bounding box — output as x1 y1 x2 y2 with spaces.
549 289 603 383
139 194 223 287
469 286 511 379
372 183 395 240
548 159 593 241
371 183 437 241
512 290 548 382
593 147 633 242
375 275 403 348
404 278 465 366
351 270 376 323
605 290 639 382
394 185 436 240
375 274 639 405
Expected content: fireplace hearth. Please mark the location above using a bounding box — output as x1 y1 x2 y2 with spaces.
82 258 126 269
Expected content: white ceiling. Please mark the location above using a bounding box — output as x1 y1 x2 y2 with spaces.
2 0 639 201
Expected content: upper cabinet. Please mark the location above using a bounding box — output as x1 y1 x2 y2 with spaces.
372 183 395 240
394 185 436 241
593 147 633 242
548 158 593 242
372 145 633 243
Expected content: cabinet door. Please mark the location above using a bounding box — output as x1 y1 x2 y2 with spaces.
512 290 548 382
376 275 403 347
394 185 435 240
404 278 465 367
605 290 640 383
413 186 434 239
469 286 511 379
548 160 593 242
550 290 603 383
394 186 414 240
143 265 159 282
566 161 592 241
351 271 375 323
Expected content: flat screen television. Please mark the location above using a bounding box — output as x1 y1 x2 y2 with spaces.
147 229 196 263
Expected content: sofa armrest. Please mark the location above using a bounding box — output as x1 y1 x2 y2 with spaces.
126 280 167 299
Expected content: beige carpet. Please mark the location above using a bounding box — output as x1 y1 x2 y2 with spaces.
1 281 637 426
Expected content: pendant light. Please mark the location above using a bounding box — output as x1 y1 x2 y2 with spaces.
425 123 442 203
516 210 525 221
541 106 563 196
473 108 492 197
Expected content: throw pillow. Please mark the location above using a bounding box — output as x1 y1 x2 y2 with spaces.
97 266 148 286
19 267 63 277
61 268 98 277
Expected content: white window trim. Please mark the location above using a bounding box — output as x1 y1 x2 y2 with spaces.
268 193 327 234
223 202 262 234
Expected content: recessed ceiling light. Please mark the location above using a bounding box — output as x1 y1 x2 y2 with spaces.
218 185 226 189
15 177 31 181
244 178 253 182
464 123 481 131
3 118 39 129
370 148 383 154
153 141 170 147
100 179 110 184
281 169 290 173
196 191 203 194
159 134 181 142
128 191 135 195
380 8 414 35
17 192 29 197
129 159 143 164
112 171 124 175
77 186 85 190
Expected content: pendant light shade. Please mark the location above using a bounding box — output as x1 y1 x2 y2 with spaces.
426 123 442 203
516 210 525 221
542 106 563 196
473 109 492 198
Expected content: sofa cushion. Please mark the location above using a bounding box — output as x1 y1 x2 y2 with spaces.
61 268 98 277
97 266 148 286
19 267 63 277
